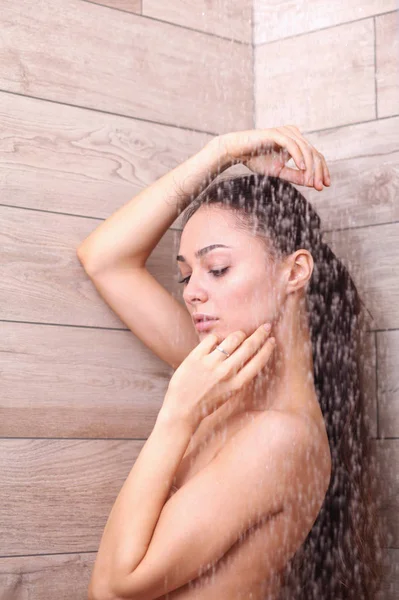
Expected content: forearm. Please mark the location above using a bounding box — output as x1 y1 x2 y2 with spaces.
90 407 193 597
78 138 231 274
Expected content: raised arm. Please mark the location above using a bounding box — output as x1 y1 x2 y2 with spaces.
77 137 232 368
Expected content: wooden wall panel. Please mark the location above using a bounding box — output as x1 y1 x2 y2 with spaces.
0 439 145 555
0 205 183 327
0 0 252 134
253 0 397 44
373 439 399 549
378 330 399 439
255 19 375 132
143 0 252 43
0 553 95 600
0 92 212 220
376 11 399 118
363 331 378 439
296 116 399 230
382 549 399 599
86 0 141 14
323 222 399 331
0 321 172 439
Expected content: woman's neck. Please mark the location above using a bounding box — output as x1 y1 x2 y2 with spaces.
213 298 320 424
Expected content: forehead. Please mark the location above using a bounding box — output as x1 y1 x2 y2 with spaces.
179 207 246 251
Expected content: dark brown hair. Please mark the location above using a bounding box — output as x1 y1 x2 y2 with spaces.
178 174 388 599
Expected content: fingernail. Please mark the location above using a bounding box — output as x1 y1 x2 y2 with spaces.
263 323 271 331
300 161 306 170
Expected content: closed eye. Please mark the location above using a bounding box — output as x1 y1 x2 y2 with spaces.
178 267 229 285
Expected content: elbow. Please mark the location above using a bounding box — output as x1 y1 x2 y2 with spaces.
76 244 89 266
88 579 121 600
76 245 97 276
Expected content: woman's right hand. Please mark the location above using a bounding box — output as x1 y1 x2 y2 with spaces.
210 125 331 191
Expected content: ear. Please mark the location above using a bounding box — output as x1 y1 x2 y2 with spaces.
285 250 314 294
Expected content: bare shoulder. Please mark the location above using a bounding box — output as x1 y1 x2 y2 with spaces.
222 408 332 510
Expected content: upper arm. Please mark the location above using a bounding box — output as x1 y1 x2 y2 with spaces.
78 261 199 370
110 414 312 600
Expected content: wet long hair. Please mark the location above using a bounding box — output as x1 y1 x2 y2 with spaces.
178 174 387 599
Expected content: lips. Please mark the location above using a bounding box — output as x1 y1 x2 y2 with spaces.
192 314 218 323
194 319 219 332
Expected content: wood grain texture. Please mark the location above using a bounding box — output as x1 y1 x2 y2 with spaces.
253 0 397 44
255 19 375 132
0 439 146 555
323 222 399 331
381 549 399 599
143 0 252 43
376 11 399 118
373 439 399 548
362 331 378 439
0 91 212 220
0 321 172 439
85 0 142 14
0 553 95 600
294 116 399 230
0 0 252 134
378 330 399 439
0 205 183 326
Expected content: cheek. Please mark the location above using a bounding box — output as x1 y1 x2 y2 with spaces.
224 270 273 321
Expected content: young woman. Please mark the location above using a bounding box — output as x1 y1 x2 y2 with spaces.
78 127 385 600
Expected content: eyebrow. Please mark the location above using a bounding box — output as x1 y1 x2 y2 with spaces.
176 244 232 263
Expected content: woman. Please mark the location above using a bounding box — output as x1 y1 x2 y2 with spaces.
78 127 385 599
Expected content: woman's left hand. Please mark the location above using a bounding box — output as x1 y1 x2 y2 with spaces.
161 324 276 432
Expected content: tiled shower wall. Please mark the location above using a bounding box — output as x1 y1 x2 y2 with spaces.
0 0 397 597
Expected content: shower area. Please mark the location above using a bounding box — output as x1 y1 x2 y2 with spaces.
0 0 398 597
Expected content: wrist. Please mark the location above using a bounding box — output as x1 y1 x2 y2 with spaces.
157 403 198 435
203 136 234 173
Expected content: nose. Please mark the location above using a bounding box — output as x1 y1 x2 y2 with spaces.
182 274 209 306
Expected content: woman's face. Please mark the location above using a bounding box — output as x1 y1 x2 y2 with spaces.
177 206 284 340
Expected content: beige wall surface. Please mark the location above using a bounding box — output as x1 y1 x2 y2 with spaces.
1 1 398 598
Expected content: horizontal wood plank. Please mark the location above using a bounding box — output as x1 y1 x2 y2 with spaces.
143 0 252 43
323 222 399 331
377 330 399 439
376 11 399 118
0 205 183 327
296 116 399 230
0 439 146 555
0 552 95 600
373 439 399 549
85 0 141 14
255 19 375 132
0 0 252 134
0 91 212 220
253 0 397 44
0 321 172 439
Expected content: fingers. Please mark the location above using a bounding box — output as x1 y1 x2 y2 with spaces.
229 335 276 390
280 125 331 190
231 335 275 390
213 323 273 374
259 130 307 173
194 332 221 357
